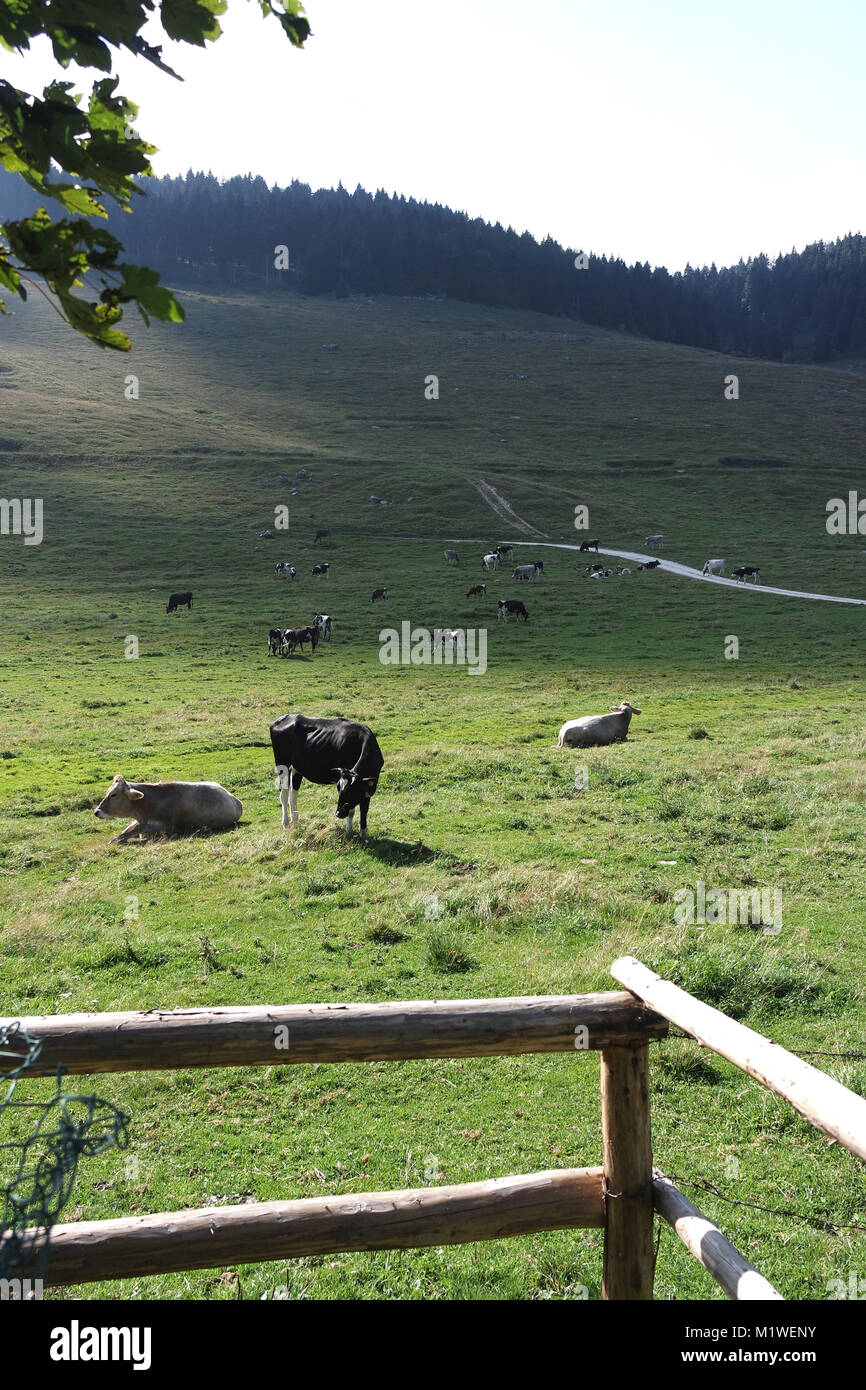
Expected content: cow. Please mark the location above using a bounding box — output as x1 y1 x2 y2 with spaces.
645 534 664 549
94 774 242 844
274 563 295 579
616 565 631 576
557 701 642 749
314 529 330 543
637 560 661 571
732 565 761 583
579 540 599 553
498 599 529 621
496 544 514 561
444 549 460 565
314 613 332 640
268 628 283 655
529 559 545 574
311 563 330 578
585 562 605 575
466 584 487 597
702 559 725 577
482 551 501 570
511 564 538 582
283 625 319 656
371 587 388 602
166 591 192 613
270 713 384 839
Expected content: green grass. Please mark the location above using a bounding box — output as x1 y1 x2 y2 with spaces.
1 287 865 1301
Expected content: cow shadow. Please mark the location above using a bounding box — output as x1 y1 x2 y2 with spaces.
358 837 463 868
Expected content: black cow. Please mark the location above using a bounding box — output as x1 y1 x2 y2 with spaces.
267 628 283 655
283 625 319 656
498 599 529 622
579 540 599 553
166 591 192 613
270 713 384 838
530 559 545 573
585 562 605 575
637 560 661 571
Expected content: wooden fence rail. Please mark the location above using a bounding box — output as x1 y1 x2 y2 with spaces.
3 960 863 1299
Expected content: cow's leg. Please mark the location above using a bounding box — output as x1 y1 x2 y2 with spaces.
279 785 290 827
359 796 371 840
110 820 145 845
290 773 301 824
344 813 355 837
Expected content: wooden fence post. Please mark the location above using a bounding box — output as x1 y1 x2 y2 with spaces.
601 1043 655 1299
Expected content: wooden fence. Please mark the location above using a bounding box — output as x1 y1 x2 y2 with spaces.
3 956 865 1300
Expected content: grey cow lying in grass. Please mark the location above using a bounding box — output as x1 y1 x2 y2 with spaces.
94 775 243 844
557 701 642 748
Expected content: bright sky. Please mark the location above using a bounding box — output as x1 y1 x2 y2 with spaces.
5 0 865 271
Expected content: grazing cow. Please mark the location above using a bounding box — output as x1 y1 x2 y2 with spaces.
616 565 631 576
496 544 514 561
166 591 192 613
274 563 295 579
498 599 529 622
283 625 319 656
637 559 661 571
645 534 664 549
444 549 460 564
528 559 545 574
511 563 538 582
314 613 332 640
702 559 725 577
371 587 388 602
732 565 761 583
268 628 283 656
579 539 599 553
585 562 605 575
94 774 242 844
557 701 642 749
466 583 487 597
482 551 501 570
314 529 330 543
270 713 384 839
311 562 330 578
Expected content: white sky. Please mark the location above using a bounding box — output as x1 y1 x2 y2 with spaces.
4 0 865 271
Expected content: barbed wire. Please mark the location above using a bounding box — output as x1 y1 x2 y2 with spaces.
662 1173 866 1236
0 1021 129 1281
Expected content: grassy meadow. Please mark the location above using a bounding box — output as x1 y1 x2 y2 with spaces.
0 287 865 1300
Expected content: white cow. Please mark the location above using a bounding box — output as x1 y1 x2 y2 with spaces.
557 701 642 749
702 559 725 576
482 551 501 570
511 563 538 582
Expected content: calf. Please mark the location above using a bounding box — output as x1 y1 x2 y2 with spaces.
732 565 761 583
314 529 330 543
511 563 538 582
94 775 242 844
270 713 384 838
557 701 641 749
371 587 388 602
444 549 460 564
268 628 283 655
498 599 529 622
579 539 599 553
702 559 725 577
311 562 330 577
637 559 661 571
166 591 192 613
314 613 332 640
274 562 295 579
466 583 487 597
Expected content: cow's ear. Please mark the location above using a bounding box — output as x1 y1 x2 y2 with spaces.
128 789 144 801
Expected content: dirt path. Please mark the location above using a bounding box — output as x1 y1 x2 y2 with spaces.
466 483 866 607
468 480 548 538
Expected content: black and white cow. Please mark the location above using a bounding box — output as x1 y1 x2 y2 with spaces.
498 599 529 621
275 562 296 579
732 565 761 583
314 613 332 640
270 713 384 838
268 628 283 655
311 562 330 578
579 540 599 553
637 559 661 571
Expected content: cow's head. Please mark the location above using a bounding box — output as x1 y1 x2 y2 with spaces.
333 769 378 818
94 775 144 819
611 702 642 716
